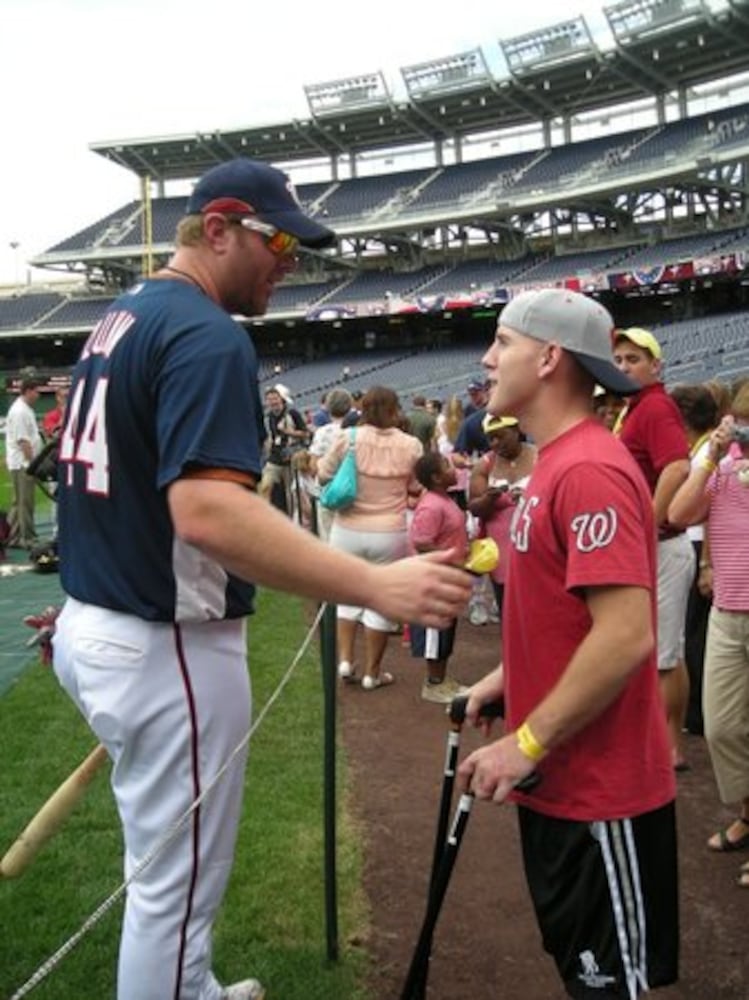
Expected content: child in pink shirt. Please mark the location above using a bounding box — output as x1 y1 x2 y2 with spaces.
409 452 469 703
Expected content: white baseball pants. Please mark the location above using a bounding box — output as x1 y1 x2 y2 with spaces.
53 598 251 1000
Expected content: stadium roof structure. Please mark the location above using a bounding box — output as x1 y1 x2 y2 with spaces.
89 0 749 180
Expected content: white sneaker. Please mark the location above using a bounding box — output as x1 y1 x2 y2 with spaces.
338 660 354 679
468 603 489 626
223 979 265 1000
421 678 468 704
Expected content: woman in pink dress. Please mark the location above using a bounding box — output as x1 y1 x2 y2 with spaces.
468 414 537 624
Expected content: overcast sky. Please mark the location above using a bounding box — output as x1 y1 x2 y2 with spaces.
0 0 716 286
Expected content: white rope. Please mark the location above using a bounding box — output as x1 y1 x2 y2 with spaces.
7 602 327 1000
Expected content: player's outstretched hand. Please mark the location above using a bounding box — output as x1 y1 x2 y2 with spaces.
372 548 472 629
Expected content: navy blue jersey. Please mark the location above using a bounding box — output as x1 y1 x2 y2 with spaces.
57 278 265 622
455 408 489 455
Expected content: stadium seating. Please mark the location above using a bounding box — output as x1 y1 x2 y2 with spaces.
48 202 142 253
313 168 434 222
622 228 749 269
511 133 650 196
266 280 343 313
6 68 748 397
37 298 114 329
0 292 64 330
277 344 487 410
518 247 640 283
322 266 446 307
658 310 749 385
417 256 538 295
406 152 535 211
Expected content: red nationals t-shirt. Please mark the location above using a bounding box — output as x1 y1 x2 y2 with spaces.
504 418 675 821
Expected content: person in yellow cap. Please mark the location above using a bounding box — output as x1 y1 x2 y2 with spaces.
468 413 536 630
613 328 693 773
457 288 677 999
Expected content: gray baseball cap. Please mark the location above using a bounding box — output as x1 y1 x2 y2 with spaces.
499 289 639 396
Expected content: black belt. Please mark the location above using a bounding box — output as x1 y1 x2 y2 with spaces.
658 527 685 542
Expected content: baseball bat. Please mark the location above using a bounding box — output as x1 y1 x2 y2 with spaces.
0 743 109 879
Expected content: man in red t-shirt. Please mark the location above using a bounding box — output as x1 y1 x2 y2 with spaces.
458 289 677 1000
42 386 69 439
613 328 693 772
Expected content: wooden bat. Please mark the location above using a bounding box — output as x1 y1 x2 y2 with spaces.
0 744 109 879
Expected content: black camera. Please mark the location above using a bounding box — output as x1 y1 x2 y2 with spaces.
730 425 749 444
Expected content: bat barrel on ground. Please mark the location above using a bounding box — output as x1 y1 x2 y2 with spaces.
0 744 109 879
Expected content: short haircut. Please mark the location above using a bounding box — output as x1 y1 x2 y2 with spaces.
414 451 445 491
326 388 352 419
669 384 718 435
175 214 205 247
412 394 426 407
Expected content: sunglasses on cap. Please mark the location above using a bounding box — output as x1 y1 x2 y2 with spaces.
233 217 299 258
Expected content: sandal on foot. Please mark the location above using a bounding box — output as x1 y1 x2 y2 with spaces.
708 817 749 852
338 661 357 682
361 672 394 691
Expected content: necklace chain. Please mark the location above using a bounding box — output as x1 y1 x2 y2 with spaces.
161 265 207 295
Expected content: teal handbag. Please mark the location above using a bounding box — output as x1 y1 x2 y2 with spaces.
320 429 358 510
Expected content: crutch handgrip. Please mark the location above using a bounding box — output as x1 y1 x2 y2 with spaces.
448 694 505 726
449 696 541 793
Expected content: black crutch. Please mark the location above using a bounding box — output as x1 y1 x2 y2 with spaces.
401 695 539 1000
428 697 504 898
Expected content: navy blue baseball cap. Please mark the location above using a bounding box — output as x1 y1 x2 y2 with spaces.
186 158 336 249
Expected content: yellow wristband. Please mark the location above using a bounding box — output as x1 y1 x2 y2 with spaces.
516 721 548 763
701 458 717 474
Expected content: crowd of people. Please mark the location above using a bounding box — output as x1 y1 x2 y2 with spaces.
4 154 747 999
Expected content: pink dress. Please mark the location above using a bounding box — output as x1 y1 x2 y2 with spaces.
477 453 530 585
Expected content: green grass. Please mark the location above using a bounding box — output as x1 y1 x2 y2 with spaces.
0 591 370 999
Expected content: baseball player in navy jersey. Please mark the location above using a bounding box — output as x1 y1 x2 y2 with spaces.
52 158 471 1000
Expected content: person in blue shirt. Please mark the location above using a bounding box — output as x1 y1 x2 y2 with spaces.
52 158 471 1000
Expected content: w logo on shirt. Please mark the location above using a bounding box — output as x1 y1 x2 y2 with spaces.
570 508 618 552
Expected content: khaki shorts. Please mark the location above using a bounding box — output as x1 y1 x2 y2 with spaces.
657 534 695 670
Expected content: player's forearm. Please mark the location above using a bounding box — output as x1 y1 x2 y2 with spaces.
169 479 377 606
523 588 654 754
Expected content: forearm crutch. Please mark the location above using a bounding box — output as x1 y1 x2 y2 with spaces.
401 695 539 1000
